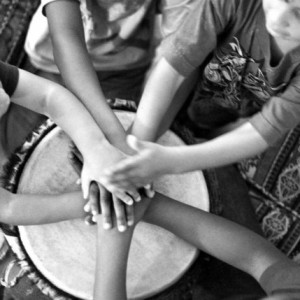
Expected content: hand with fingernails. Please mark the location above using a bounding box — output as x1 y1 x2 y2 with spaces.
0 82 10 118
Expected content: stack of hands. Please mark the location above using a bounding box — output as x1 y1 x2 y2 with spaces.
77 135 160 232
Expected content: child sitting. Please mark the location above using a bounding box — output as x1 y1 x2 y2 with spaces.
97 0 300 298
101 0 300 194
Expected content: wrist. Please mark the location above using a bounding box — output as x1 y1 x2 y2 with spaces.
159 147 181 174
166 147 188 174
81 138 111 159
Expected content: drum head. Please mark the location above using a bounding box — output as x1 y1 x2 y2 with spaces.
15 111 209 299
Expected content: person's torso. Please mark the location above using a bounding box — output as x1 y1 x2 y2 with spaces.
25 0 156 72
189 0 300 130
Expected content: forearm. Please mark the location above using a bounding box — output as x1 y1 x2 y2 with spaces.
43 83 116 158
46 2 128 152
54 37 128 150
143 193 288 281
131 58 185 141
13 69 114 161
94 216 134 300
0 192 85 226
163 122 269 173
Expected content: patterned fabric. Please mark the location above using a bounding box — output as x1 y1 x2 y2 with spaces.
189 36 285 130
239 125 300 261
162 0 300 145
0 0 40 66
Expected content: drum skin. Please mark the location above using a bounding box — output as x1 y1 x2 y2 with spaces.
3 111 210 300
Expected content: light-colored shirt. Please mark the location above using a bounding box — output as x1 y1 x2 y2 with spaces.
25 0 195 73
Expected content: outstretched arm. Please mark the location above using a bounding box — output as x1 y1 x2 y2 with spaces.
0 187 85 226
92 191 289 300
45 1 128 152
11 68 139 205
102 123 268 188
44 1 143 228
93 196 151 300
143 192 289 284
94 216 134 300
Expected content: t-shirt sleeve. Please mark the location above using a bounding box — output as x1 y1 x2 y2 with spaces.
41 0 79 16
259 260 300 297
157 0 197 38
160 0 239 76
0 61 19 97
250 74 300 145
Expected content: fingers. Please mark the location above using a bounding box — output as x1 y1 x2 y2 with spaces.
83 182 137 232
142 184 155 198
89 182 101 218
112 196 128 232
112 190 134 206
99 185 113 230
125 204 135 227
81 175 91 200
84 214 96 226
83 182 100 224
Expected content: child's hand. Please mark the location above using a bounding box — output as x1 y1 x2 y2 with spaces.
0 85 10 118
102 135 173 190
81 141 141 205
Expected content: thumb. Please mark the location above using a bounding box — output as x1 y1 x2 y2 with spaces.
81 175 91 200
126 135 145 152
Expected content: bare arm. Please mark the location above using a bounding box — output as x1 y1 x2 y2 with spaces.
12 68 110 163
143 193 288 283
45 1 129 152
91 191 288 299
163 121 268 173
44 1 143 228
94 216 134 300
102 123 268 188
131 58 185 141
0 188 85 226
11 69 139 206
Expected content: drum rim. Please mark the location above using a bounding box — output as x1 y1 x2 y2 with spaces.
1 110 213 300
1 118 77 300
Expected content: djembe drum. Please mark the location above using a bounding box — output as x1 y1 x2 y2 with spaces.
1 110 210 300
